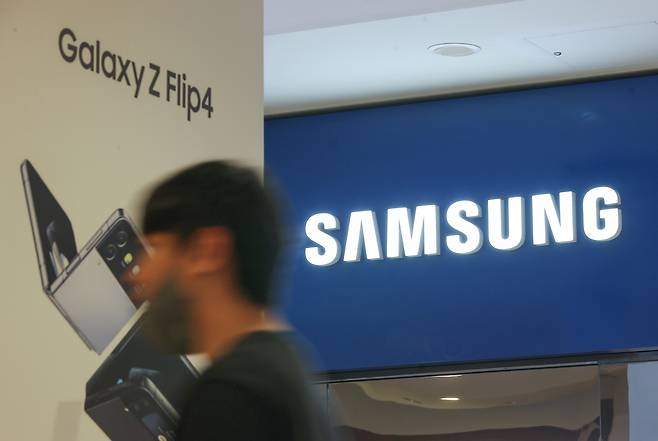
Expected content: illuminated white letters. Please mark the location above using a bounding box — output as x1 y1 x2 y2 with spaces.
531 192 576 246
386 205 439 258
488 197 525 251
446 201 483 255
583 186 622 241
344 211 383 262
304 187 622 266
305 213 341 267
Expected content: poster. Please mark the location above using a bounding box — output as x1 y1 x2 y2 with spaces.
0 1 263 439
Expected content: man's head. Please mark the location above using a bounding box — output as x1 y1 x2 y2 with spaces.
132 161 283 353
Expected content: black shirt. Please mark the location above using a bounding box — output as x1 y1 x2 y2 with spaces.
176 331 334 441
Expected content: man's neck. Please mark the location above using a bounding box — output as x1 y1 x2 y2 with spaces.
188 287 283 360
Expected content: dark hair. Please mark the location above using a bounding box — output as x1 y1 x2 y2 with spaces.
142 161 283 307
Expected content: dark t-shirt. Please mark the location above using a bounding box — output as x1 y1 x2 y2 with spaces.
176 331 334 441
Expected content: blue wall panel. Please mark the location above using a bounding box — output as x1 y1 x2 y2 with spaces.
265 74 658 373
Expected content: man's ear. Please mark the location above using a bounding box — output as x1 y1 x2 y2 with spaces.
184 227 234 276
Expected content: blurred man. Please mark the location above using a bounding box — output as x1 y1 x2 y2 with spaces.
132 161 333 441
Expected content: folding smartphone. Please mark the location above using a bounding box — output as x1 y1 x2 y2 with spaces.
21 159 145 353
85 318 198 441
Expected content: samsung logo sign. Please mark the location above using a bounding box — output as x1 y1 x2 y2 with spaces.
304 186 622 266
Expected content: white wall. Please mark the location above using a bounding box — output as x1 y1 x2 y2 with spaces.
628 362 658 441
0 0 263 439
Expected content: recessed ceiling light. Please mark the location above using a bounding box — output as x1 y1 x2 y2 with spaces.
434 374 463 378
428 43 481 57
440 397 461 401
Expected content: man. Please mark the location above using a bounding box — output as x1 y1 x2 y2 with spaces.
132 161 333 441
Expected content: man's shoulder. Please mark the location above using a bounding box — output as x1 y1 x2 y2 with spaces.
179 331 335 441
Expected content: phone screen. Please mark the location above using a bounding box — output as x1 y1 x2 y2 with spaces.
22 160 77 288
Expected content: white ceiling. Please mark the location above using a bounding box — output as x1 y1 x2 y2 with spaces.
264 0 658 115
264 0 518 35
358 367 598 410
331 367 602 434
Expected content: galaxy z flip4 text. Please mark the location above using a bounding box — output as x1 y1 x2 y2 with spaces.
58 27 213 122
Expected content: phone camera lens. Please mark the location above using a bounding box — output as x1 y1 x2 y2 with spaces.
116 230 129 247
104 244 118 261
